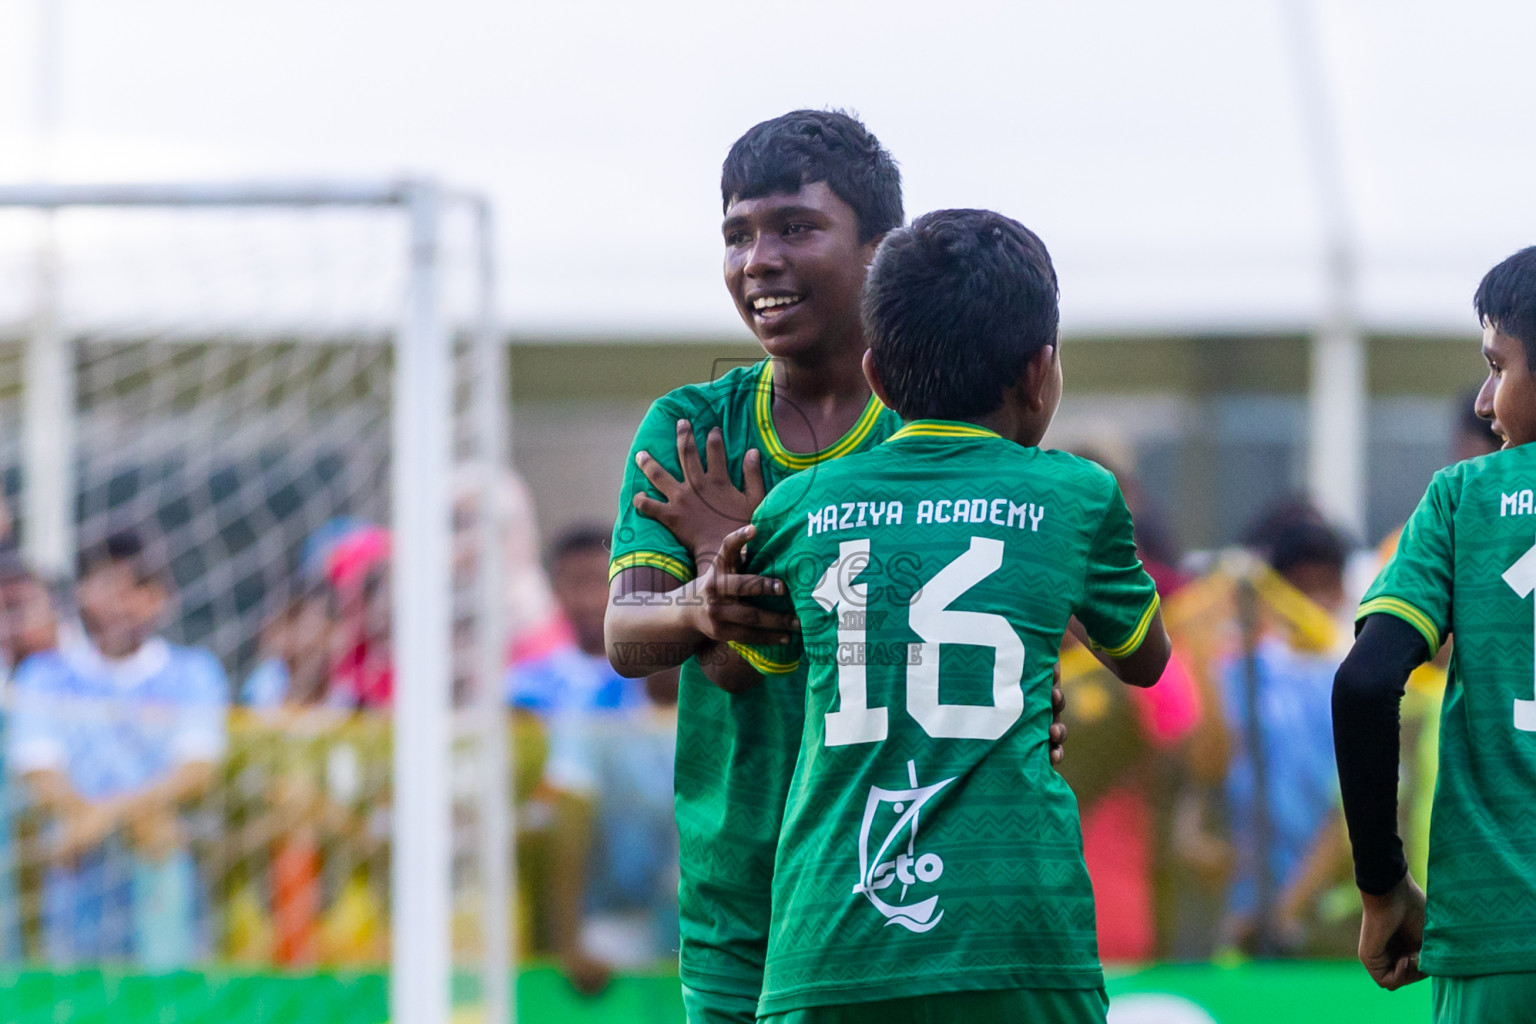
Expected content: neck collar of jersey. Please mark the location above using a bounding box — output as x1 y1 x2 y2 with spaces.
888 419 1001 443
753 360 886 471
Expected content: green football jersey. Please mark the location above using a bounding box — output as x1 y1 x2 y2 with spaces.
1358 444 1536 977
610 359 900 998
735 420 1161 1014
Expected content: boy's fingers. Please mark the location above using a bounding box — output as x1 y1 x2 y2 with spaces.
709 600 798 635
631 492 675 523
676 419 705 482
1377 956 1421 991
705 428 729 480
743 449 767 506
635 451 684 496
713 571 785 599
717 524 756 571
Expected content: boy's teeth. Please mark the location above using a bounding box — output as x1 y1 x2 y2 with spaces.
754 295 801 311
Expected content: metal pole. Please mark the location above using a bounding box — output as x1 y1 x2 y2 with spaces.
24 227 72 578
1235 574 1278 955
471 198 515 1024
1283 0 1365 537
24 0 74 578
392 180 453 1024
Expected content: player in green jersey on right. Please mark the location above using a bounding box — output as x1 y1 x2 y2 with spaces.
704 209 1171 1023
1333 245 1536 1023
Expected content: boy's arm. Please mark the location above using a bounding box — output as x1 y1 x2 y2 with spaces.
605 561 796 678
1070 612 1171 688
1333 612 1431 990
1074 477 1171 687
1332 613 1428 894
699 641 768 694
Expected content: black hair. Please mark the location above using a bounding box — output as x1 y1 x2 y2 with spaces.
1268 520 1347 578
721 109 903 243
1475 246 1536 368
1459 385 1499 448
77 528 170 588
1241 496 1326 557
547 524 611 569
863 209 1059 421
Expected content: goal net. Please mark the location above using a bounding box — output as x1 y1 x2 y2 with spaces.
0 183 511 1024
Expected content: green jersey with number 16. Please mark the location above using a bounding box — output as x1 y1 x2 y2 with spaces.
734 420 1161 1015
1359 443 1536 977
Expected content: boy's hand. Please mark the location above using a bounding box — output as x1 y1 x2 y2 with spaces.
1049 664 1067 765
688 525 797 647
632 421 767 565
1358 874 1427 990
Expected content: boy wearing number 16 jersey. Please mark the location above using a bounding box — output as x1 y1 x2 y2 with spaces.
1334 246 1536 1023
705 210 1171 1023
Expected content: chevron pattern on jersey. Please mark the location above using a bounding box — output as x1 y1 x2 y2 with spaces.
744 430 1155 1013
1362 446 1536 976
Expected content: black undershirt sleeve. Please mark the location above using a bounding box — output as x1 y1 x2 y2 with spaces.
1332 612 1432 895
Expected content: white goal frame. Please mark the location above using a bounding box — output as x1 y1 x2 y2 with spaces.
0 179 513 1024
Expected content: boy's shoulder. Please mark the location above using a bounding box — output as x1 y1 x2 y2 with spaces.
646 359 766 418
1424 445 1536 514
1034 447 1121 490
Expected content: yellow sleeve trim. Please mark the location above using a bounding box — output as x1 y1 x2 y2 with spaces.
727 641 800 676
608 551 694 583
1089 592 1161 660
1357 596 1442 655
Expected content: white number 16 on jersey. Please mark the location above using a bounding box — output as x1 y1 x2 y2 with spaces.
815 536 1026 746
1503 536 1536 731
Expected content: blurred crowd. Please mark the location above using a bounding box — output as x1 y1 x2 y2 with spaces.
0 390 1496 987
0 471 683 980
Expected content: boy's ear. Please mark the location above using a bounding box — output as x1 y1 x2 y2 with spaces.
1023 344 1057 411
862 349 895 411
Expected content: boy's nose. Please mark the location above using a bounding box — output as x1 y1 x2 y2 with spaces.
744 237 786 278
1474 378 1497 421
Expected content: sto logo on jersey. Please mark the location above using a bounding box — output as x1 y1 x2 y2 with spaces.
850 760 955 932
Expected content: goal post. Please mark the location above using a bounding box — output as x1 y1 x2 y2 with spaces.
0 180 513 1024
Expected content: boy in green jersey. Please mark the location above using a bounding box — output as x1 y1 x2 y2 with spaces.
1333 245 1536 1023
603 111 908 1024
704 209 1171 1023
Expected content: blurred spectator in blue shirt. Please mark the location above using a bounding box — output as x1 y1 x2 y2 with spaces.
547 666 679 995
8 530 227 967
506 526 647 716
1222 518 1350 954
505 524 668 994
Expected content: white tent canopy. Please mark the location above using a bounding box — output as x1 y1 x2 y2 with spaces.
1 0 1533 339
